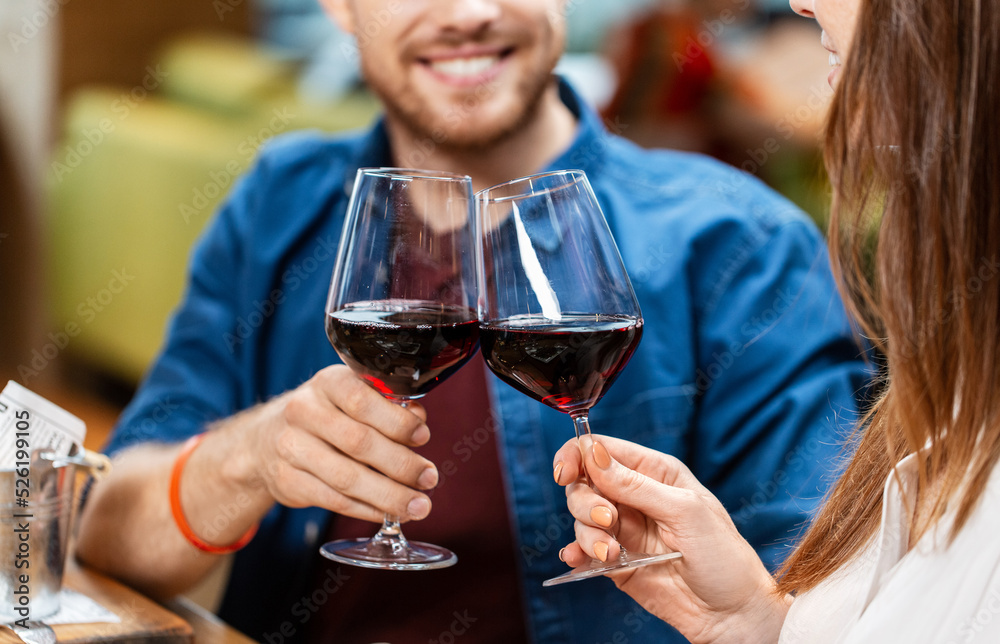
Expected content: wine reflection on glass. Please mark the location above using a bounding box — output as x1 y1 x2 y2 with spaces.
321 167 480 570
475 169 682 586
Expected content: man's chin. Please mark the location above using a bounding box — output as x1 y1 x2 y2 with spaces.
378 73 556 153
390 106 528 153
435 121 522 151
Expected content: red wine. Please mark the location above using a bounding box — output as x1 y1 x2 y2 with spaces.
326 301 480 399
480 314 642 415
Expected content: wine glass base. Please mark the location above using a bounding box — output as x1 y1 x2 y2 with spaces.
320 538 458 571
542 550 682 587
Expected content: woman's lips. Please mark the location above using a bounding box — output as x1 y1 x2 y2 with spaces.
821 31 842 88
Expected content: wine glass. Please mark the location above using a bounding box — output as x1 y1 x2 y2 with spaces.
321 167 480 570
475 169 682 586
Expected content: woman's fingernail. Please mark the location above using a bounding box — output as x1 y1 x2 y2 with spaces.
590 506 614 528
558 547 566 562
593 441 612 469
407 497 430 520
553 461 564 485
594 541 609 562
417 466 438 489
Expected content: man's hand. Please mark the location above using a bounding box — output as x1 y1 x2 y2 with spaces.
242 364 439 522
76 365 440 599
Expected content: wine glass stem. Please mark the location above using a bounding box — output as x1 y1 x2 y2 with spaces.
571 413 595 488
372 515 409 553
571 411 625 557
371 399 412 554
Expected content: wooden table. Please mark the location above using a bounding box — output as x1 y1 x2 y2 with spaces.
5 560 254 643
165 599 254 644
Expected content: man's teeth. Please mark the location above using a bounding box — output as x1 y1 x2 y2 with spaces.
429 55 499 77
829 52 842 67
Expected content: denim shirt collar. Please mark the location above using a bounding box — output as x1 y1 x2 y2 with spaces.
340 75 607 193
543 77 608 177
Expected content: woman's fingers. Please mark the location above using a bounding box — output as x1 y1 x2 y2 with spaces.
552 439 585 485
555 522 622 567
559 542 590 567
558 435 717 577
565 480 619 530
580 438 707 527
554 434 702 492
573 519 621 563
561 535 620 567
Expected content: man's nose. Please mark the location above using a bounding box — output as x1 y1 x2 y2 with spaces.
434 0 502 35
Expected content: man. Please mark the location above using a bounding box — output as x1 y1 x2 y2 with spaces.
77 1 869 642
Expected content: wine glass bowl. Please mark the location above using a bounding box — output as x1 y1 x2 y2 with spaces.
476 169 681 585
478 313 643 416
325 301 480 400
321 167 479 570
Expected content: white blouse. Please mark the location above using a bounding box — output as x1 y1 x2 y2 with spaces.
779 452 1000 643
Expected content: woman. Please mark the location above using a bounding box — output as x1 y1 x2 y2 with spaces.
555 0 1000 641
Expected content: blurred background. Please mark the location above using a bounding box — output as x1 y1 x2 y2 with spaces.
0 0 830 521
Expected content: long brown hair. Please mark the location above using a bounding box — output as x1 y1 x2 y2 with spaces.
778 0 1000 593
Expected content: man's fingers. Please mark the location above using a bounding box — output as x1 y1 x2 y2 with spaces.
283 386 437 490
322 415 437 489
273 430 433 520
406 401 428 424
276 468 385 523
317 447 434 520
315 366 429 446
269 369 441 522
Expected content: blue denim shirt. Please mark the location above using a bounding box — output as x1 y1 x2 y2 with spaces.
105 80 869 642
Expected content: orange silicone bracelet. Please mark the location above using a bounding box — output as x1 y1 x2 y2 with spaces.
169 433 258 554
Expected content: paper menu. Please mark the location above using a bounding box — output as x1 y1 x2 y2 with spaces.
0 381 86 470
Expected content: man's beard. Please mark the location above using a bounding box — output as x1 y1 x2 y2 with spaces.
362 59 559 155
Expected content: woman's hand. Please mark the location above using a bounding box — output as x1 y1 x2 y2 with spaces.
554 435 791 644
